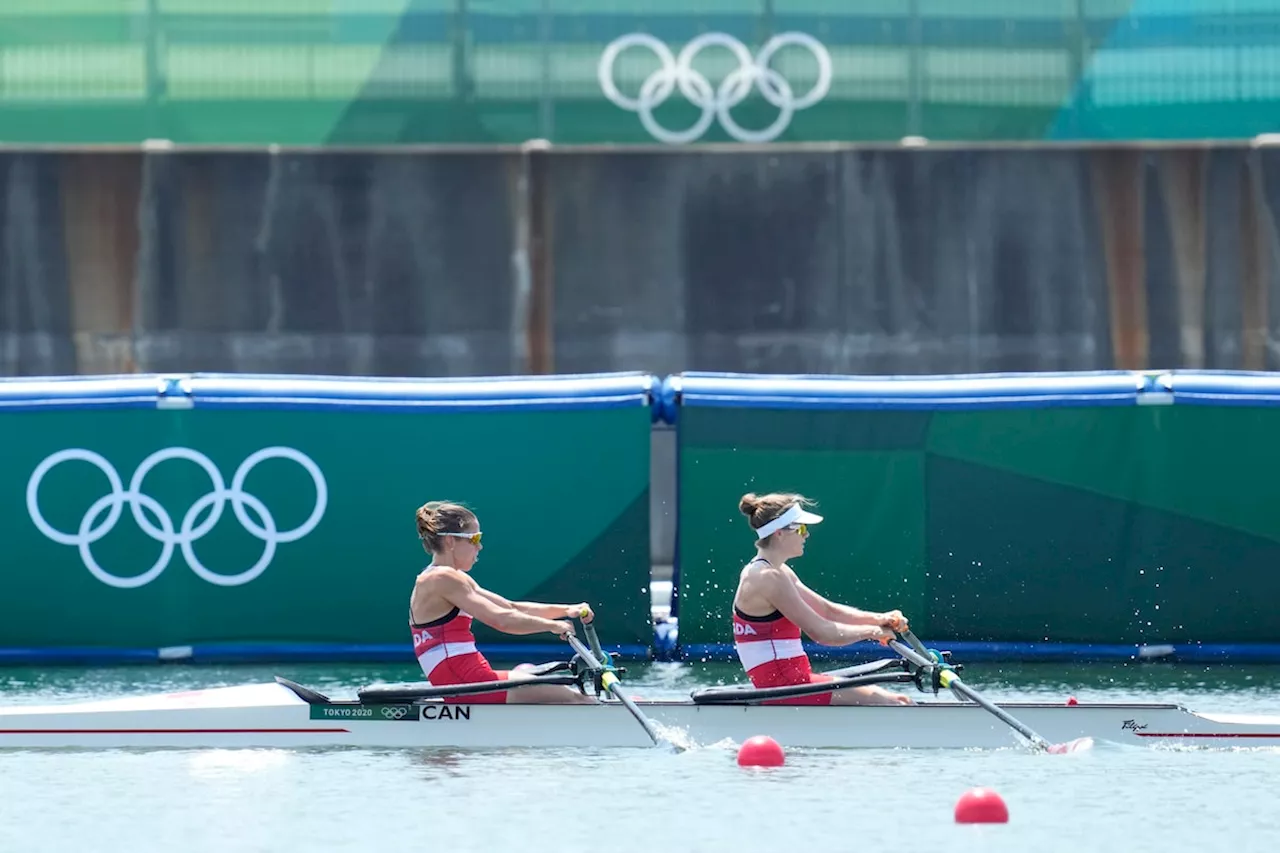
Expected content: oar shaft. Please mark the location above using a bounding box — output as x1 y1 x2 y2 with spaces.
583 620 608 664
889 639 1051 751
566 634 663 746
886 638 935 671
942 674 1049 749
566 633 599 668
900 630 934 660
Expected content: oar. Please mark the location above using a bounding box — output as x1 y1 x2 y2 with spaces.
890 631 1090 755
565 631 675 750
583 620 610 669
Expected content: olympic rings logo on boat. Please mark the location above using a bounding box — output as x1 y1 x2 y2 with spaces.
381 706 408 720
26 447 327 589
597 32 832 144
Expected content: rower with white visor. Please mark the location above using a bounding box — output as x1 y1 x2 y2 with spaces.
731 492 915 706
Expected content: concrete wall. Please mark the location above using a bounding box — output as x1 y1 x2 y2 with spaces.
4 145 1276 379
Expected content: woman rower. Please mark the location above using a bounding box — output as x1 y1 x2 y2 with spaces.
410 500 596 704
732 492 915 706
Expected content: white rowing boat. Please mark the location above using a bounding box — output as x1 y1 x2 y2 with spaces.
0 677 1278 750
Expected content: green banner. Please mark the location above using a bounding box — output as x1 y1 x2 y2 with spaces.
3 376 653 654
3 1 1279 144
674 385 1280 648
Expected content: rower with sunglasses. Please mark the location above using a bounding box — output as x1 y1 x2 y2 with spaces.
732 492 915 706
408 500 596 704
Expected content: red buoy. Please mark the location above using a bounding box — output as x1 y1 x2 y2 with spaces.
954 788 1009 824
737 735 786 767
1066 696 1079 706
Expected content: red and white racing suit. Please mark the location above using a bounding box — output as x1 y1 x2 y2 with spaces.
411 606 510 704
733 559 837 706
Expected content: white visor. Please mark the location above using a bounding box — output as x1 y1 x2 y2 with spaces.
755 503 824 539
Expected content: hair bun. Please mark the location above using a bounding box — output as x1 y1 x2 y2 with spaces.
416 500 474 548
738 492 760 517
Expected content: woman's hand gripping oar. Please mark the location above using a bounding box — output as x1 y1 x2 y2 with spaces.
891 630 1092 754
564 614 682 751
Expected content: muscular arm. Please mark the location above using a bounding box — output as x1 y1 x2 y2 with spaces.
760 569 889 647
474 587 578 620
788 569 895 627
435 573 568 637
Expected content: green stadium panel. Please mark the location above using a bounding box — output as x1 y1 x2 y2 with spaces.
0 371 656 662
666 370 1280 663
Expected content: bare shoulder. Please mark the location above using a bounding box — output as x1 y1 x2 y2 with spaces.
739 560 775 586
753 563 793 590
742 557 782 576
417 566 472 592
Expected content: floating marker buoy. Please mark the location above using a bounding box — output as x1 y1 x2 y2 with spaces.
737 735 785 767
954 787 1009 824
1067 696 1079 706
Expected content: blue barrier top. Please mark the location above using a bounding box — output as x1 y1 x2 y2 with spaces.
659 371 1152 422
1159 371 1280 405
181 372 660 416
0 375 167 410
14 371 1280 419
0 372 662 417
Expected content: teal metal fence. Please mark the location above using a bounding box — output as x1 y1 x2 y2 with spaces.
0 1 1278 144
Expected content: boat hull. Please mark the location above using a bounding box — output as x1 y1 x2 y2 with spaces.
1 683 1278 750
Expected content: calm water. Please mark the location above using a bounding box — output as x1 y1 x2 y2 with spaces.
1 659 1278 853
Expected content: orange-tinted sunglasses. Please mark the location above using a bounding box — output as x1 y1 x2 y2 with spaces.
439 531 483 545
